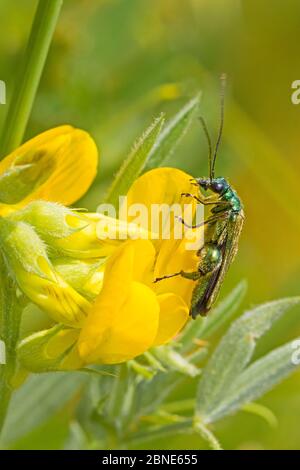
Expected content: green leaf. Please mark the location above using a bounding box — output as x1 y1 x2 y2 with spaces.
199 280 248 339
64 421 88 450
161 398 196 414
241 403 278 429
208 338 300 423
195 297 300 422
104 114 164 210
180 280 247 351
136 372 183 417
79 368 116 378
144 94 200 170
141 411 186 426
125 420 193 448
1 372 87 446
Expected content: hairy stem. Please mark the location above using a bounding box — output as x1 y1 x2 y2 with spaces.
0 265 22 436
193 417 222 450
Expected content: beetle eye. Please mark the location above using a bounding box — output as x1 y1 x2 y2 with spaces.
212 182 223 192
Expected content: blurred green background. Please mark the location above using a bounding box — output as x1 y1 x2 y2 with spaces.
1 0 300 450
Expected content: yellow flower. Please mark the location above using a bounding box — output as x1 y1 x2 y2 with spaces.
78 239 190 364
0 124 203 369
18 168 200 370
0 217 91 327
0 126 99 328
78 168 201 364
18 238 190 370
0 125 98 214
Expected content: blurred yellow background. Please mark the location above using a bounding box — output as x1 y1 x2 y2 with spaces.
1 0 300 449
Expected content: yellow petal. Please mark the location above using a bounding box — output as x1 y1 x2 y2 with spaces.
154 228 202 305
17 268 91 328
130 238 156 284
153 293 189 346
123 167 198 247
78 239 158 364
79 282 159 364
95 213 153 241
125 167 196 211
102 239 155 287
18 325 83 372
0 126 98 212
55 212 120 259
124 167 201 306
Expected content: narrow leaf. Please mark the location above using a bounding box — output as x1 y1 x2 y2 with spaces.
1 372 87 445
64 421 88 450
195 297 300 421
180 280 247 351
242 403 278 429
144 94 200 170
208 338 300 423
199 280 248 339
105 114 164 210
125 420 193 448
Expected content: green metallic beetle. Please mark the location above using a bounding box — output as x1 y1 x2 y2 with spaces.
155 75 244 318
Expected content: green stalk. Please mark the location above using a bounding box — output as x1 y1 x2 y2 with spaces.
108 364 128 421
0 0 63 158
106 364 136 447
0 259 22 435
0 374 13 433
193 418 223 450
124 420 193 448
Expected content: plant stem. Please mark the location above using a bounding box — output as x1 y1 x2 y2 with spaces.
105 364 129 448
108 364 128 421
124 420 193 448
0 372 12 433
0 259 22 435
193 417 223 450
0 0 63 158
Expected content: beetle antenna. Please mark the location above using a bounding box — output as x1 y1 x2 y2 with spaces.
212 73 226 178
198 116 213 181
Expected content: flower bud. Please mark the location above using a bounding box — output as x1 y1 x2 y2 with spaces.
12 201 150 259
11 201 120 258
0 217 91 327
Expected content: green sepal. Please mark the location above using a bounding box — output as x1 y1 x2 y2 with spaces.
10 200 85 240
53 257 105 299
0 217 52 280
17 324 82 372
0 149 55 204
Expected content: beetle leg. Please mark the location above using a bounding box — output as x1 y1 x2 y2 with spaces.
181 192 218 205
176 211 229 229
154 270 201 283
